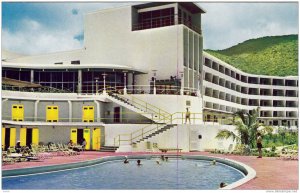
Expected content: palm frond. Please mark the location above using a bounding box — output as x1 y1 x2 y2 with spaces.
215 129 240 142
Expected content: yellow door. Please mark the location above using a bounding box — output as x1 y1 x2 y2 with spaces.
2 128 5 150
83 128 90 150
20 128 27 146
12 105 24 121
70 128 77 144
10 128 16 147
46 106 59 122
32 128 39 145
92 128 101 150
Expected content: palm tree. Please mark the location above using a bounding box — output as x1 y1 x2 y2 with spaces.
215 107 262 148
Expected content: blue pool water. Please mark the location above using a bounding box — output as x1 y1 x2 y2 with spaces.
2 159 244 189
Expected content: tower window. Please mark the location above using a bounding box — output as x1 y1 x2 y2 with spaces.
71 60 80 65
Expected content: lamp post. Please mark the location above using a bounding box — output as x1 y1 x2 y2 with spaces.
102 73 107 95
179 71 184 95
152 70 157 95
95 77 99 94
123 71 127 95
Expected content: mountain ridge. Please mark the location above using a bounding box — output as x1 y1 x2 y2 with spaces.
205 34 298 76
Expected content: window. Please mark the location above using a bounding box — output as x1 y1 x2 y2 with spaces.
135 8 175 30
71 60 80 65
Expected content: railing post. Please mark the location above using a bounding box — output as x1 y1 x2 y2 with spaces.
182 112 184 124
114 138 115 147
119 135 121 146
146 103 147 111
142 129 144 138
131 133 133 144
159 109 161 120
193 113 195 125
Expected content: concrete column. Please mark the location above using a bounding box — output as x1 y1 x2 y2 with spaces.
123 72 127 95
30 70 34 83
34 100 40 121
94 100 100 122
174 3 179 25
77 70 82 94
68 100 72 122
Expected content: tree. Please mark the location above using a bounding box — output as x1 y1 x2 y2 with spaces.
215 107 262 148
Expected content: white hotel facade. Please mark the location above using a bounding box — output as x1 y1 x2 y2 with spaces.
2 2 298 152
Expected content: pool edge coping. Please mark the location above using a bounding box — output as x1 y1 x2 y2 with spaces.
2 154 256 190
181 155 256 190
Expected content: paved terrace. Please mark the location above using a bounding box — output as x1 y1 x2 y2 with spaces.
2 151 298 190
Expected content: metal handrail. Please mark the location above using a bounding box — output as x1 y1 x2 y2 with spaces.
113 112 234 146
3 84 201 97
123 94 170 116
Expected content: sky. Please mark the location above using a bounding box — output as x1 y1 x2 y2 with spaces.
2 2 298 55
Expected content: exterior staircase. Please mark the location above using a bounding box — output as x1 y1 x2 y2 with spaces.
107 92 175 152
105 93 170 123
133 124 177 144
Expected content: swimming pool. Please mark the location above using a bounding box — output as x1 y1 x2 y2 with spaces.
2 158 245 190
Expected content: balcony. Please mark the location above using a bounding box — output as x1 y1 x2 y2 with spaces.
132 16 202 34
132 16 175 31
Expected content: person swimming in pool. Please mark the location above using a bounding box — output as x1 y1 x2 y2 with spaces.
124 158 129 164
211 160 216 165
137 160 142 166
219 182 227 188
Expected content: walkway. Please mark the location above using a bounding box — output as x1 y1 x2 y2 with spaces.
2 151 298 190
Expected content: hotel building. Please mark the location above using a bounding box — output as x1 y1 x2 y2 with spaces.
2 2 298 152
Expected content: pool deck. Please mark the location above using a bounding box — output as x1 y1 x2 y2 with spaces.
2 151 298 190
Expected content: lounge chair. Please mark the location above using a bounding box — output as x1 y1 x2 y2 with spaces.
2 152 15 165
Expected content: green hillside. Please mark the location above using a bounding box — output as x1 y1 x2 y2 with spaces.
205 35 298 76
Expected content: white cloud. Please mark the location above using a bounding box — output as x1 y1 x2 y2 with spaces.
200 3 298 50
2 19 83 55
2 2 298 54
2 3 132 55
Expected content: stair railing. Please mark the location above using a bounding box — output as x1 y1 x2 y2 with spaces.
112 111 233 146
109 92 171 121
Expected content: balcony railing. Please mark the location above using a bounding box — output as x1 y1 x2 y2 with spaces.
178 17 202 34
2 84 200 97
132 17 202 34
132 17 175 31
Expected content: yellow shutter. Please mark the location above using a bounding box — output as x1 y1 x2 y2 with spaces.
20 128 27 146
83 128 90 150
9 128 16 147
32 128 39 145
70 128 77 144
12 105 24 121
2 128 5 150
46 106 59 122
89 106 94 122
82 106 88 122
92 128 101 150
18 105 24 121
82 106 94 122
